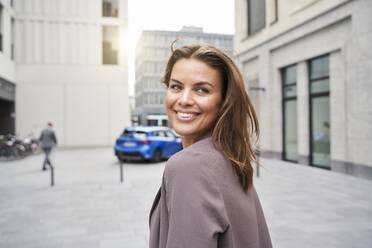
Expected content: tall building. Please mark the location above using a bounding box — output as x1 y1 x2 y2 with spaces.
134 26 233 126
235 0 372 179
0 0 16 135
0 0 129 146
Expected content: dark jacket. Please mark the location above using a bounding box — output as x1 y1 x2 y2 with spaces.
149 136 272 248
39 127 57 149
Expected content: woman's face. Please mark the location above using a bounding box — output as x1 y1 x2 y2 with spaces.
166 58 223 144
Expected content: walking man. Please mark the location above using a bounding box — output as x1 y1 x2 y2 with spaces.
39 122 58 171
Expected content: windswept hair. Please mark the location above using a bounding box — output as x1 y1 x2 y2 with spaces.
162 43 259 191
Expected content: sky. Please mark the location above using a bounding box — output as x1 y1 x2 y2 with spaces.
127 0 235 96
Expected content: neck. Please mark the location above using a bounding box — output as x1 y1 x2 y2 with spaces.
181 136 195 148
181 131 212 148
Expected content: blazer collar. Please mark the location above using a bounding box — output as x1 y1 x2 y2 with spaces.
149 187 161 226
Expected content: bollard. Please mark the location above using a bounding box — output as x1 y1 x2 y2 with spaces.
48 163 55 186
120 161 124 183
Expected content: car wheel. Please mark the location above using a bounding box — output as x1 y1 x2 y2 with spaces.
152 148 162 163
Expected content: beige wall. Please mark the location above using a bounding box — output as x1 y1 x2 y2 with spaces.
14 0 129 146
235 0 352 54
16 64 129 147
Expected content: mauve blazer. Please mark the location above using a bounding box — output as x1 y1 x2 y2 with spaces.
149 136 272 248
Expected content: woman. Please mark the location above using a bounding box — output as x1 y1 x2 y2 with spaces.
149 44 272 248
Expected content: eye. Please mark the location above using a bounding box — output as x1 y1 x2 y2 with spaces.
168 84 182 92
195 87 209 94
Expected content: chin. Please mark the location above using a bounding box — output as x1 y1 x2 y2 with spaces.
173 124 211 140
173 126 198 137
171 116 214 136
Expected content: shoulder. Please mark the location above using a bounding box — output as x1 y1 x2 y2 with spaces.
167 137 220 168
164 137 227 181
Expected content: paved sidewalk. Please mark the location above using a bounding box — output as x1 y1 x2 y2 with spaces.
256 159 372 248
0 148 371 248
0 148 163 248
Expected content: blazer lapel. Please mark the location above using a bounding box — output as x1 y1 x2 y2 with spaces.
149 187 161 225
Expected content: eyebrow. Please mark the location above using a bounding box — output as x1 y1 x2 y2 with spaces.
170 78 214 87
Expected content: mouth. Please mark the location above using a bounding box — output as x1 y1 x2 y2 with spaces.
174 110 200 121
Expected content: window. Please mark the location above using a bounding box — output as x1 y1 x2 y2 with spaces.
0 4 3 52
103 0 118 17
102 26 118 64
11 18 14 60
162 119 168 127
147 119 157 126
270 0 278 24
158 131 166 137
281 65 298 162
309 55 330 169
165 131 175 138
247 0 266 35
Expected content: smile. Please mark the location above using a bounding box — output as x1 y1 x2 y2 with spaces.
175 111 200 121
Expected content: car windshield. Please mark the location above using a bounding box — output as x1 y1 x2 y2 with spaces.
122 130 147 139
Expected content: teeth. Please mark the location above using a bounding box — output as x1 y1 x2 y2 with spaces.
177 112 195 120
179 112 193 117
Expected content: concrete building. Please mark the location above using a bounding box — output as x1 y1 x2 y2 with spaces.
0 0 129 146
0 0 16 135
235 0 372 179
134 26 233 126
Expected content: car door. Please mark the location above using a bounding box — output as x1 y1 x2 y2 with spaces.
151 131 167 154
164 130 182 157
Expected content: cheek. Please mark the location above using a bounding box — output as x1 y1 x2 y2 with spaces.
165 92 175 111
200 96 222 115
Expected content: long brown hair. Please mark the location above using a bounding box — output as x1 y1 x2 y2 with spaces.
162 43 259 191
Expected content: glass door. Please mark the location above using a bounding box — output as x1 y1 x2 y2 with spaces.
309 55 330 169
311 96 330 167
282 65 298 162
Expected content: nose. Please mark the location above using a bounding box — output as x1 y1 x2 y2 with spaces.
178 89 194 106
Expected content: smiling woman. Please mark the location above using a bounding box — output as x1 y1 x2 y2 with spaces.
166 58 223 148
149 44 272 248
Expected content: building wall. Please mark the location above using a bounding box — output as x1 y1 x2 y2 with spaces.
0 0 16 135
135 28 233 125
14 0 129 146
235 0 372 179
0 0 15 82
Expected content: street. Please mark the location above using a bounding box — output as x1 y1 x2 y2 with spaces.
0 148 371 248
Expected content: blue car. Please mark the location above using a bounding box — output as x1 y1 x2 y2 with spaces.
114 126 183 162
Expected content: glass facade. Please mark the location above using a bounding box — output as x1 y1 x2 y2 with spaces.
282 65 298 162
309 55 330 168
